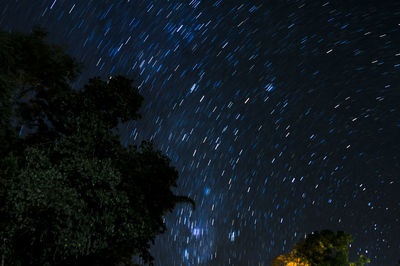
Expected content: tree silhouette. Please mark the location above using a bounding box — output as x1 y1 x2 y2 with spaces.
271 230 370 266
0 27 194 266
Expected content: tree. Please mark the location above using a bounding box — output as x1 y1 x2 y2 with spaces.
271 250 309 266
0 28 194 265
271 230 370 266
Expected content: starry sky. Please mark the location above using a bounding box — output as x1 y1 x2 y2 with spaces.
1 0 400 265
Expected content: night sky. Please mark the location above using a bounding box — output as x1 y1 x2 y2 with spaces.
1 0 400 265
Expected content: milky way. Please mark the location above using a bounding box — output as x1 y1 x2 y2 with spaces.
1 1 400 265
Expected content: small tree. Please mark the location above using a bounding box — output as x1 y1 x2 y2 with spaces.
0 28 194 265
271 230 370 266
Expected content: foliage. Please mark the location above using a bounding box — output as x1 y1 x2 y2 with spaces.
271 230 370 266
271 250 309 266
0 28 194 265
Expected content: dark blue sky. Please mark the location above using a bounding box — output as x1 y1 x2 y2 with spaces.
2 0 399 265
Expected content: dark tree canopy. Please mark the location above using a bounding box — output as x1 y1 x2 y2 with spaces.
0 28 194 266
271 230 370 266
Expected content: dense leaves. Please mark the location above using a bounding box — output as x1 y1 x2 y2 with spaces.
271 230 370 266
0 28 194 265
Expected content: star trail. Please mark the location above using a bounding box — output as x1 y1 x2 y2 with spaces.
1 0 399 265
